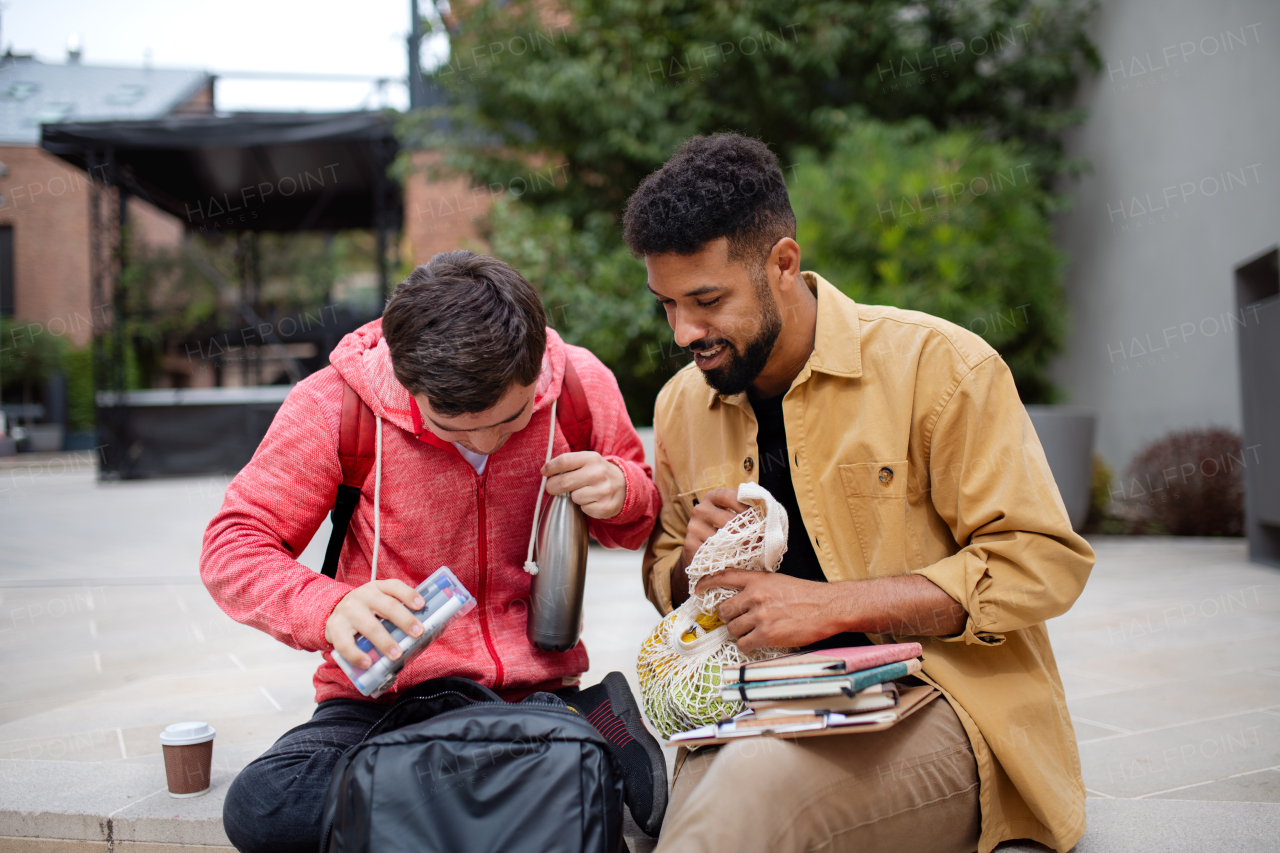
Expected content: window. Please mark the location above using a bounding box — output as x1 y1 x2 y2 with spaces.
0 226 12 317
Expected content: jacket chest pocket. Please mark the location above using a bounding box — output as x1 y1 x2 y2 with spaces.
838 460 921 574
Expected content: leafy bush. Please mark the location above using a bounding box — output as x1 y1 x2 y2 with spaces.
407 0 1100 224
1 317 66 386
65 347 95 433
1122 428 1245 537
406 0 1099 417
1083 452 1132 534
1 317 68 421
479 201 679 421
791 115 1068 402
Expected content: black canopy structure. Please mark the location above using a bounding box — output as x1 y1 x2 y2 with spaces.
41 111 403 478
43 111 402 236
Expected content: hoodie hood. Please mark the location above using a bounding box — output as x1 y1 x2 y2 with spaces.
328 318 569 434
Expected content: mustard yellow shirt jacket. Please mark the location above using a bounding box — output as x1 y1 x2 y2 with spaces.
644 272 1096 853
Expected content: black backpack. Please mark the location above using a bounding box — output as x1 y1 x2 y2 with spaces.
320 677 626 853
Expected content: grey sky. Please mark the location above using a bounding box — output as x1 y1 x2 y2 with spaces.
4 0 450 112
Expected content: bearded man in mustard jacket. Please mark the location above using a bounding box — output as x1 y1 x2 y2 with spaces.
628 133 1095 853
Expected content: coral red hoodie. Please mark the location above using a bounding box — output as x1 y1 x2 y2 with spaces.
201 320 659 704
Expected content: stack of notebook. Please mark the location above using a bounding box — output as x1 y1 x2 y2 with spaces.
668 642 937 745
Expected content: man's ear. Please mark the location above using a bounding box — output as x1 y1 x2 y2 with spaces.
770 238 802 291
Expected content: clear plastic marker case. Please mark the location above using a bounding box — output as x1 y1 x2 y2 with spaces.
333 566 476 698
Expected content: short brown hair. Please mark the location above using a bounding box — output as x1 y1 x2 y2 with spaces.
382 251 546 416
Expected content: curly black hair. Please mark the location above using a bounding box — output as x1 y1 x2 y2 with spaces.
622 133 795 266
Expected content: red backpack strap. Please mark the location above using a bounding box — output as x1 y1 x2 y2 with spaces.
338 380 377 487
555 355 594 453
321 381 376 578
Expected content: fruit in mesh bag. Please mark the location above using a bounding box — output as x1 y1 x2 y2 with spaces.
682 610 724 642
636 483 791 738
637 605 740 737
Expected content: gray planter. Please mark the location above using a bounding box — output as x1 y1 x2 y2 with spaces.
95 386 291 479
1025 406 1096 531
21 423 65 453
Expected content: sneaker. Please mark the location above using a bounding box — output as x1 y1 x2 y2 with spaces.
566 671 668 837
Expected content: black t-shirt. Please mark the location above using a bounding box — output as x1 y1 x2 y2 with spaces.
748 389 870 651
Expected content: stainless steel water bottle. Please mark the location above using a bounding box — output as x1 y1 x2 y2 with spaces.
527 492 589 651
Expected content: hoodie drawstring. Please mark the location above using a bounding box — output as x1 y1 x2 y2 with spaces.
371 416 383 583
523 398 558 575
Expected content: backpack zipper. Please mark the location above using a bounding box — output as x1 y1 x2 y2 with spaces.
375 694 589 734
360 689 475 741
363 691 590 745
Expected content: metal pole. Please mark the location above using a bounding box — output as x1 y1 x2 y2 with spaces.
374 133 391 303
408 0 424 110
87 149 106 476
113 154 132 477
238 232 251 387
377 219 389 304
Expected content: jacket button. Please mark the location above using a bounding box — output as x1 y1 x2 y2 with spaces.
879 466 894 484
743 457 754 473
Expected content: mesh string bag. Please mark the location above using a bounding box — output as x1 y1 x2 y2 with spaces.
636 482 794 738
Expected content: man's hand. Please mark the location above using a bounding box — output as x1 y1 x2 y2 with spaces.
325 579 425 669
694 570 970 652
695 570 844 651
671 488 750 606
543 451 627 519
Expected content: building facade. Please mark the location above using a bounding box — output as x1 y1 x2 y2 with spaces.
0 54 213 345
1052 0 1280 476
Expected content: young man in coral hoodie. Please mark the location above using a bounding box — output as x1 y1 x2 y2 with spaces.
203 251 666 852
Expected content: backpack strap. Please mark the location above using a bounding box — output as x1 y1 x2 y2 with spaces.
555 355 594 454
320 381 377 579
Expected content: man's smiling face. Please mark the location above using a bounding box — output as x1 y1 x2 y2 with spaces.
646 237 783 396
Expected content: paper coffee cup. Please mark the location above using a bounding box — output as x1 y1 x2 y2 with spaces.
159 722 216 797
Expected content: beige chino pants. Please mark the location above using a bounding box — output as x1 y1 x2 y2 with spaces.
656 697 981 853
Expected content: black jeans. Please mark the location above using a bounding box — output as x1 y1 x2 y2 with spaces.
223 698 386 853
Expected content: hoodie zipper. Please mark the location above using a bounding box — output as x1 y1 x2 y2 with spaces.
475 466 505 688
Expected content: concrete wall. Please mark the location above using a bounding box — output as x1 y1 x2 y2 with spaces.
1052 0 1280 475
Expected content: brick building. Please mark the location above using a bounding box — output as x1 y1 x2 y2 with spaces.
0 52 214 344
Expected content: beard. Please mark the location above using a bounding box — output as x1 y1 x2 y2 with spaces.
693 279 783 396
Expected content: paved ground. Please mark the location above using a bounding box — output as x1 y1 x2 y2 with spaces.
1 453 1278 850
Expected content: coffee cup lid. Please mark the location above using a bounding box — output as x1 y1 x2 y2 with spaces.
159 721 215 746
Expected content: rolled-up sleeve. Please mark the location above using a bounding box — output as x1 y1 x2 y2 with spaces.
912 354 1095 645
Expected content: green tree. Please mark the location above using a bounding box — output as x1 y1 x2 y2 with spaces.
791 114 1067 401
478 201 678 418
405 0 1099 416
408 0 1098 220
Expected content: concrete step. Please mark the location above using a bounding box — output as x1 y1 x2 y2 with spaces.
3 754 1278 853
0 755 660 852
997 798 1280 852
0 756 233 850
